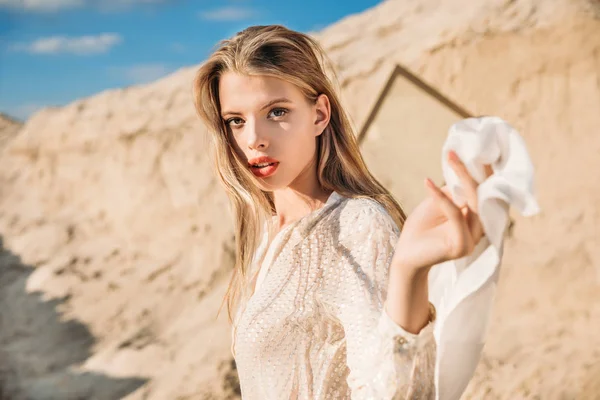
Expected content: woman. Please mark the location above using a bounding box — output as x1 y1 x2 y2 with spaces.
193 24 494 399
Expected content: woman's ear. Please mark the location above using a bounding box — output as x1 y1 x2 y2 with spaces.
314 93 331 136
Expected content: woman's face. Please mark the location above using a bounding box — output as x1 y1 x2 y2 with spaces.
218 72 330 192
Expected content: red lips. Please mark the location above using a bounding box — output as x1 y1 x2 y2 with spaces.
248 156 280 178
247 156 279 167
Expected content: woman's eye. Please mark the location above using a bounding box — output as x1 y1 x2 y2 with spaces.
268 108 288 118
226 117 244 127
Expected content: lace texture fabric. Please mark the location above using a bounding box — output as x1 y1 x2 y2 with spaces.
232 192 436 399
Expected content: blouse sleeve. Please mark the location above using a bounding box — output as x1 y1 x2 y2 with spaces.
318 201 437 399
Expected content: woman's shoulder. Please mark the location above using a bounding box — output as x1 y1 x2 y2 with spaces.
337 195 393 220
330 195 399 238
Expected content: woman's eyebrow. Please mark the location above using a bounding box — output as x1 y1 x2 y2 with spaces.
259 97 293 111
222 97 293 117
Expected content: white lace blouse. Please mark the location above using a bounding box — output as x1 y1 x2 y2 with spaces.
230 191 491 399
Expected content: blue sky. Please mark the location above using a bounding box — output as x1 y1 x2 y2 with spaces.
0 0 382 121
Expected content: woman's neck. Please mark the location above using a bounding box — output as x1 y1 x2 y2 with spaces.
272 187 333 233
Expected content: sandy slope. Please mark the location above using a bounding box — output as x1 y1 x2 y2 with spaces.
0 113 22 151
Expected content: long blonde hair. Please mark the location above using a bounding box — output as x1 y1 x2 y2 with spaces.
193 24 406 322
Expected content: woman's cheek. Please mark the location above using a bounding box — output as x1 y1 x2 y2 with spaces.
230 137 247 160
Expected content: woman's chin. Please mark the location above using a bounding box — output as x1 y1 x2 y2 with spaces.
253 177 286 192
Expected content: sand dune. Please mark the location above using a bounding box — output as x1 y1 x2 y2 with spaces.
0 113 22 151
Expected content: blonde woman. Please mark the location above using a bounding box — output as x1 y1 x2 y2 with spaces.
194 25 495 399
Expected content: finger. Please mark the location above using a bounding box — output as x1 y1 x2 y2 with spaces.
439 184 479 230
426 178 473 258
425 178 462 221
484 164 493 178
448 151 479 210
440 185 472 213
440 185 451 197
461 205 469 218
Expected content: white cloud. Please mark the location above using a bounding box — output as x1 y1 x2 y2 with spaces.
0 0 172 12
0 0 84 12
109 0 165 3
95 0 171 12
199 6 258 21
110 63 173 84
12 33 122 55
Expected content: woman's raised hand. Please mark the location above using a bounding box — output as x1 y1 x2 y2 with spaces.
391 151 494 273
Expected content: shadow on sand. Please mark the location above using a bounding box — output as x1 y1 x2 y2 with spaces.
0 236 147 400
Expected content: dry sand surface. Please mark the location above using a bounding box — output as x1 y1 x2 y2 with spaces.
1 0 599 398
0 113 22 151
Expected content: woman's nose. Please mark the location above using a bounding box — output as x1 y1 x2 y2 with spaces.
246 121 268 150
